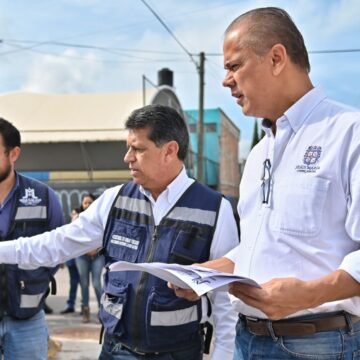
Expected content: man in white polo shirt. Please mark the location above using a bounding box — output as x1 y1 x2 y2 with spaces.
173 6 360 359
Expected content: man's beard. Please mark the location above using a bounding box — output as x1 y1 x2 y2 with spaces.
0 164 12 183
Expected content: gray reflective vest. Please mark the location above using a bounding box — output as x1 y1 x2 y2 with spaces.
100 181 222 353
0 174 58 319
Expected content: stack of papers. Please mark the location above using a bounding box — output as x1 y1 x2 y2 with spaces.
109 261 260 296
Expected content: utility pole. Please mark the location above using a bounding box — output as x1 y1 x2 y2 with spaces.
197 52 205 183
142 75 146 106
139 1 206 183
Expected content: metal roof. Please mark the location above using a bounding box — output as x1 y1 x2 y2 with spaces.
0 87 180 143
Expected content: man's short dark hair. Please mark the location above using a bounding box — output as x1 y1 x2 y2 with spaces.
0 118 21 151
125 105 189 161
226 7 310 73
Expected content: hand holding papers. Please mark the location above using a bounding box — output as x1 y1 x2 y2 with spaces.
109 261 260 296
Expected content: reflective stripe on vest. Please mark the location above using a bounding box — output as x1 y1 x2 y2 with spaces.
15 206 47 220
20 293 44 308
167 206 217 226
115 196 151 216
150 304 198 326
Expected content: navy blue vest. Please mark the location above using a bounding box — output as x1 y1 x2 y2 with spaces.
100 181 222 353
0 174 58 319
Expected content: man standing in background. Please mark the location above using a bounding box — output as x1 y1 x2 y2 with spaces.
0 118 64 360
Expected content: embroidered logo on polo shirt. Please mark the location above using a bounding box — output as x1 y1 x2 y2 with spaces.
295 146 322 173
19 188 42 206
303 146 322 165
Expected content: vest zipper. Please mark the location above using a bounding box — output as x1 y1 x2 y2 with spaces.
146 226 158 262
132 225 158 351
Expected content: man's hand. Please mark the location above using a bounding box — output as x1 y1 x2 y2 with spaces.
168 257 235 301
168 283 200 301
229 277 313 320
229 270 360 320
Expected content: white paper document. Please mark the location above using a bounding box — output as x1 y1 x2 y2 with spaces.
109 261 260 296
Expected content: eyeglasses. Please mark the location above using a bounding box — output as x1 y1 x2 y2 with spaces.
261 159 272 204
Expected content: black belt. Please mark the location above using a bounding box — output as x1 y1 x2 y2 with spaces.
118 343 159 357
240 312 360 337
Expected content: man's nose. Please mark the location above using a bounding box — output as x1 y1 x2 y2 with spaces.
124 149 133 163
222 71 234 88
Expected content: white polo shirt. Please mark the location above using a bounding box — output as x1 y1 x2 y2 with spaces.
226 87 360 318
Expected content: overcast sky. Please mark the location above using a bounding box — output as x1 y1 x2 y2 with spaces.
1 0 360 158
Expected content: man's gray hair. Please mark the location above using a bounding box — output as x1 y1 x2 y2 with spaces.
226 7 310 73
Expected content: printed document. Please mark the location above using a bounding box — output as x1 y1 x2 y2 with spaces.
109 261 260 296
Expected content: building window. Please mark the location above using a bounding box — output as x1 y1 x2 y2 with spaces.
205 123 217 132
188 123 217 133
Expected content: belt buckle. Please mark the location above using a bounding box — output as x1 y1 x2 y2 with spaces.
245 315 260 323
121 343 158 356
120 343 146 356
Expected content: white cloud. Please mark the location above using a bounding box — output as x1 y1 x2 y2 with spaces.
22 49 103 93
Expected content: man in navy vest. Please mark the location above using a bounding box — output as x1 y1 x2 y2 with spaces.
0 118 64 360
0 105 239 359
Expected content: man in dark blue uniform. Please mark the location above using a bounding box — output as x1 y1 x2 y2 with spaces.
0 118 64 360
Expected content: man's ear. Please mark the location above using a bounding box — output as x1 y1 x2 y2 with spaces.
164 140 179 161
9 146 21 163
270 43 287 76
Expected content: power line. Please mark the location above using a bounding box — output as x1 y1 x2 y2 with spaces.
0 43 191 64
2 39 185 55
139 0 199 69
309 48 360 54
0 41 47 56
205 48 360 56
3 39 360 58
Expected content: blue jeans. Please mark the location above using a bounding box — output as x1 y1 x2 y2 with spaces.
76 254 104 308
99 333 204 360
0 310 48 360
66 258 80 309
234 313 360 359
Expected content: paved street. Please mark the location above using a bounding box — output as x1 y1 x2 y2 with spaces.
46 267 211 359
46 267 102 360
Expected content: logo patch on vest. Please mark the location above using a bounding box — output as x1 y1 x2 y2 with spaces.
110 234 140 250
295 146 322 173
19 188 42 206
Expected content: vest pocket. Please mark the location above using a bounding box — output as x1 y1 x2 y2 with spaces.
170 227 209 265
106 219 145 262
145 286 201 348
100 274 129 336
9 267 51 319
